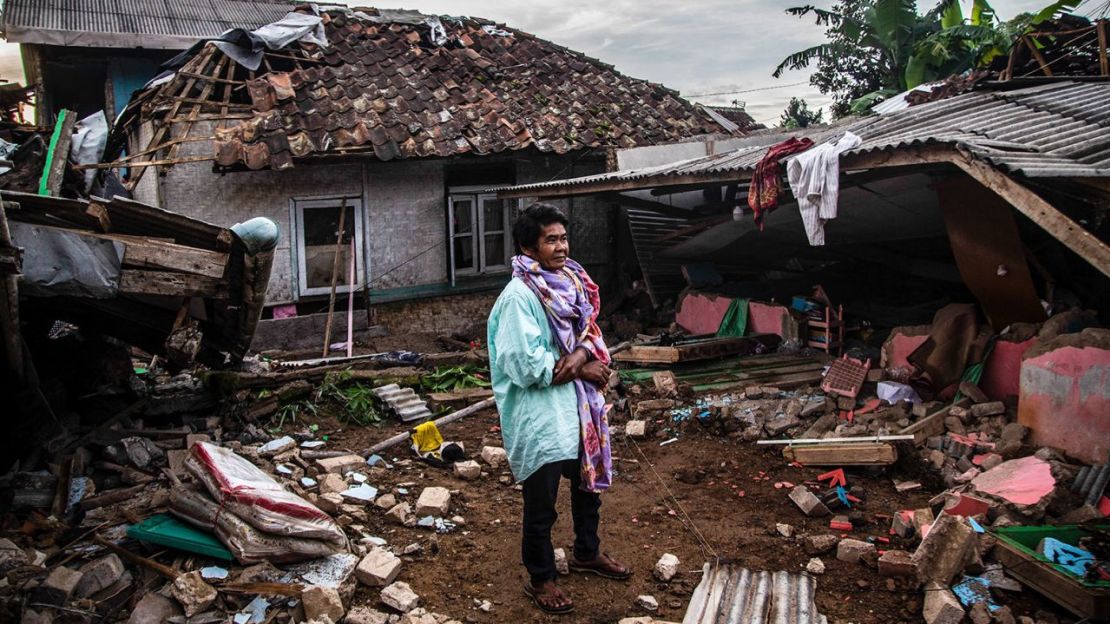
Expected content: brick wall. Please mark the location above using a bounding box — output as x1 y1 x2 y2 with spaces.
371 290 498 336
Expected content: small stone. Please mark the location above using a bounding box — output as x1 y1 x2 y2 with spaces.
806 558 826 575
789 486 830 517
374 493 397 510
478 600 492 612
316 454 368 475
625 420 648 438
381 581 420 612
836 538 876 564
128 592 183 624
453 461 481 480
34 566 83 606
775 523 794 538
319 473 347 494
414 487 451 516
944 416 966 435
341 483 379 503
386 503 412 525
877 550 915 577
969 602 992 624
172 571 217 617
402 543 423 556
259 436 296 456
554 548 569 575
744 386 763 399
634 595 659 612
302 585 345 622
969 401 1005 418
74 554 125 598
653 553 679 581
346 606 391 624
480 446 508 468
356 548 402 587
802 534 839 556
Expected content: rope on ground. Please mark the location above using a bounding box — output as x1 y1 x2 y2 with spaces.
619 433 720 563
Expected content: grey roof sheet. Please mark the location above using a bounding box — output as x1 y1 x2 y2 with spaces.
502 81 1110 195
3 0 295 48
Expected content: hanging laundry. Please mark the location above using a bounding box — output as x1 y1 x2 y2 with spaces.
747 137 814 229
786 131 862 245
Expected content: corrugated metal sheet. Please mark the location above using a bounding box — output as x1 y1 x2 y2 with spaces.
683 563 826 624
3 0 293 48
503 81 1110 197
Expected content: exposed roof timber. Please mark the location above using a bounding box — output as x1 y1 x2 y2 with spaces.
499 170 750 200
598 192 703 220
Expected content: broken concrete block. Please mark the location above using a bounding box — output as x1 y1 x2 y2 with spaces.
944 416 966 435
74 554 125 598
185 433 211 450
912 514 976 585
0 538 26 573
319 473 347 494
345 606 391 624
764 413 801 436
356 547 402 587
625 420 648 438
374 493 397 510
892 511 915 539
386 503 413 525
316 454 367 475
958 382 990 404
836 538 876 564
635 594 659 612
302 585 345 622
554 548 569 575
878 550 915 577
380 581 420 612
453 460 481 480
912 508 935 534
653 553 679 581
259 435 297 456
480 446 508 468
652 371 677 396
633 398 676 419
316 492 344 515
789 485 830 517
414 487 450 516
978 453 1004 472
802 534 839 555
775 523 794 538
923 582 964 624
128 592 183 623
806 558 826 575
969 401 1005 418
33 566 83 606
969 601 992 624
172 571 217 617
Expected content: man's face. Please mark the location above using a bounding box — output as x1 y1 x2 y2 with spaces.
524 222 569 271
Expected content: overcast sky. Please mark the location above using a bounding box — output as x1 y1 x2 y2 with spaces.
0 0 1084 125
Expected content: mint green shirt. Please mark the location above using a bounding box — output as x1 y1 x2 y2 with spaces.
487 278 579 482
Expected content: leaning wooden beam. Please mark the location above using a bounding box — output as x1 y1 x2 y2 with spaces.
38 109 76 197
35 224 228 278
118 270 227 298
0 191 110 232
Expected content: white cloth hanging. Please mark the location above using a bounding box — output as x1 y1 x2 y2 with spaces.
786 131 862 246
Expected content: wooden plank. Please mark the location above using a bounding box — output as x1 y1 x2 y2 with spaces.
782 442 897 466
40 109 77 196
614 335 779 365
119 238 228 278
118 270 227 298
1 191 110 231
993 541 1110 620
898 398 970 445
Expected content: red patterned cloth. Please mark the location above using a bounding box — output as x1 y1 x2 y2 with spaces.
747 137 814 230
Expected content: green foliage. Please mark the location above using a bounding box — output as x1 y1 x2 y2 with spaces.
780 97 824 129
317 370 383 426
420 365 492 393
271 399 317 431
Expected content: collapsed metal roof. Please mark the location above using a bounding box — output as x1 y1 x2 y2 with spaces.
500 81 1110 198
1 0 296 49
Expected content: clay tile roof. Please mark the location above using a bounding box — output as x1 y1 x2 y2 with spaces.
132 7 733 171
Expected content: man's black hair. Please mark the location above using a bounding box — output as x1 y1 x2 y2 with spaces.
512 202 568 252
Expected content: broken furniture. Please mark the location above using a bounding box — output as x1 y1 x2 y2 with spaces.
805 303 846 355
820 355 870 399
992 524 1110 620
613 334 781 365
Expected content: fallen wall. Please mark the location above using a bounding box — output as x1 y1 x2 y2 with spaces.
1018 328 1110 464
675 291 799 341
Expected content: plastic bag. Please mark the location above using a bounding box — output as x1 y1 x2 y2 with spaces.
186 442 345 544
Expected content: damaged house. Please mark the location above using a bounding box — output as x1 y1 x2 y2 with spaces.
90 4 733 347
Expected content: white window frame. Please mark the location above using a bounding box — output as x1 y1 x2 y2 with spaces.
448 189 516 285
292 195 365 298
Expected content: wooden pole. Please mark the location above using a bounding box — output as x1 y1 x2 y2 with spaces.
346 235 355 358
362 396 496 456
321 199 348 358
1098 20 1109 77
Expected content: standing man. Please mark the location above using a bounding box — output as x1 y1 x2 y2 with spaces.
487 203 631 615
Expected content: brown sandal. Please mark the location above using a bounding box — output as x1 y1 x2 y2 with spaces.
523 581 575 615
567 551 633 580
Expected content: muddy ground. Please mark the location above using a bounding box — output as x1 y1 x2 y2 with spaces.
294 404 1074 624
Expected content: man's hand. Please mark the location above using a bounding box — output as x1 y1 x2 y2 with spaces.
552 348 589 385
579 360 611 387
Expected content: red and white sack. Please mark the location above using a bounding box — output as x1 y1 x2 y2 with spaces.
169 486 344 564
186 441 345 544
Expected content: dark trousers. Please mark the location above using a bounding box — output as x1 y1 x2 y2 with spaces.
521 458 601 586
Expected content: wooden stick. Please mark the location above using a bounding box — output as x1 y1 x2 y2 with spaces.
79 485 146 511
321 199 348 358
93 534 181 580
347 236 355 358
1099 20 1109 77
1025 35 1054 76
362 397 496 456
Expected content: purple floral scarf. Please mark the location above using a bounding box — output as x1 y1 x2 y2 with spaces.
512 255 613 493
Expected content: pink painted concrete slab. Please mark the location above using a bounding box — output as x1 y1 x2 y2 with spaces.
675 292 732 335
1018 343 1110 464
880 328 929 370
980 338 1037 401
971 456 1056 506
748 301 791 336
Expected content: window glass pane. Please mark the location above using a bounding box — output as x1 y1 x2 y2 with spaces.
485 233 506 267
452 199 473 234
453 235 475 271
482 197 504 231
303 204 355 289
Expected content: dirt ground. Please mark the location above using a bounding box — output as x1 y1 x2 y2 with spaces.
294 405 1075 624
